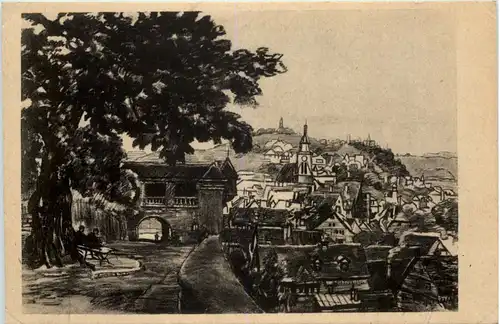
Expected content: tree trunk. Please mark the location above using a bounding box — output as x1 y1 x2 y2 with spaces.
25 154 74 269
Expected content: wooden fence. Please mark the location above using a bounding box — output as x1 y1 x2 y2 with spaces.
72 199 128 241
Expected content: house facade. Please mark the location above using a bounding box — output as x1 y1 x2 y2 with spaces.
124 157 237 241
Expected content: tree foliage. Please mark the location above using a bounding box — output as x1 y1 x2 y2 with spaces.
252 249 285 312
350 141 409 176
431 198 458 234
22 12 286 267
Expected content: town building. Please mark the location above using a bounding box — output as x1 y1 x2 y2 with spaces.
123 156 237 241
388 233 458 311
276 122 336 190
277 243 372 312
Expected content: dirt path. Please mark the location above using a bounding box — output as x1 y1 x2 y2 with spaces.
22 241 194 314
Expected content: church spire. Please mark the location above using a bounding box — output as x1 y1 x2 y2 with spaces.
279 117 284 129
300 120 310 145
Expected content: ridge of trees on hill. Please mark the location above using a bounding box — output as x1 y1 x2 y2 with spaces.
253 127 296 136
349 141 410 177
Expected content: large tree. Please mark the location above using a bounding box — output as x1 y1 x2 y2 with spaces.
22 12 286 268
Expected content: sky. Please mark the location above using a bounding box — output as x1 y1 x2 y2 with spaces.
199 8 457 155
31 10 457 155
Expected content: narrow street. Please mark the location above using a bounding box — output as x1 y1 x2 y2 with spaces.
22 241 194 314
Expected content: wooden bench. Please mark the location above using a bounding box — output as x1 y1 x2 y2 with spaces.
77 245 117 266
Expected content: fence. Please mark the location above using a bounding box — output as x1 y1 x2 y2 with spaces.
21 197 128 243
72 199 128 241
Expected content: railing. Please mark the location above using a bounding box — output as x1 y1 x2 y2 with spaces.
143 197 166 206
142 196 199 207
173 196 199 207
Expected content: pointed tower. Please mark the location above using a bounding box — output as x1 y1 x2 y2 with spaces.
279 117 284 129
296 121 313 184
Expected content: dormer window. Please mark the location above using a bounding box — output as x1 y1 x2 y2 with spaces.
334 255 350 272
314 259 321 271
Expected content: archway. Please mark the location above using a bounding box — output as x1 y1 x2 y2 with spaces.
136 216 171 242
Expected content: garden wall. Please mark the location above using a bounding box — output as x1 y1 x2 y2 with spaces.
178 235 263 314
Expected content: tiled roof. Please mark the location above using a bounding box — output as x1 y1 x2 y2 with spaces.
123 162 226 181
364 245 392 262
316 244 370 279
387 246 420 290
279 243 370 281
315 293 361 308
419 256 458 296
401 232 441 254
258 208 291 227
276 163 298 183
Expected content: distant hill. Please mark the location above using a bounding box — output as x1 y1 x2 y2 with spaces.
397 154 457 181
422 151 457 159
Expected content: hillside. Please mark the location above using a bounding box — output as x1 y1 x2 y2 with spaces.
186 143 269 171
396 154 457 181
127 128 457 184
251 132 323 152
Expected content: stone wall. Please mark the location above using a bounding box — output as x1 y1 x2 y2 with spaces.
178 236 263 314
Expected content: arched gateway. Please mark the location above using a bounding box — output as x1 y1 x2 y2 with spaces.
133 216 172 241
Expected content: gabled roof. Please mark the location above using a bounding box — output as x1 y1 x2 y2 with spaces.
276 163 298 183
418 256 458 296
258 208 290 227
124 162 220 180
401 232 452 256
219 158 238 179
230 208 254 226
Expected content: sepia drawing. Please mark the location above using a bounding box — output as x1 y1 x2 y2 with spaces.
21 9 459 314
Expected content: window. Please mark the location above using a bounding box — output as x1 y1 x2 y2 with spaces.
335 254 349 268
145 183 166 197
191 222 199 231
300 162 308 174
175 182 198 197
